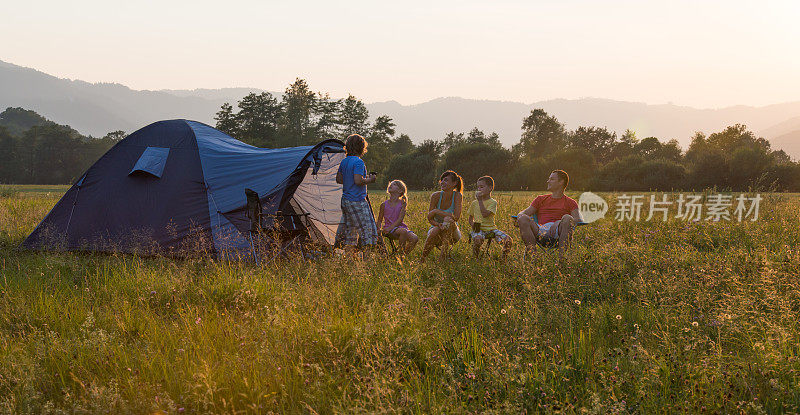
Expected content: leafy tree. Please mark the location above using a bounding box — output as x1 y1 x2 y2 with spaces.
441 132 466 152
608 129 638 161
771 149 792 165
728 145 771 190
363 115 396 177
214 103 239 137
372 115 396 138
465 128 502 148
102 130 127 141
543 147 597 190
0 107 54 136
441 143 512 189
763 163 800 191
686 147 729 190
634 137 682 162
338 95 369 137
684 132 710 165
0 127 18 183
391 134 415 156
513 109 567 159
384 140 442 190
505 157 550 191
706 124 770 153
21 124 85 184
637 159 686 191
280 79 318 146
441 128 502 153
414 140 443 159
314 95 342 141
237 92 282 147
568 126 617 163
594 156 685 191
633 136 661 158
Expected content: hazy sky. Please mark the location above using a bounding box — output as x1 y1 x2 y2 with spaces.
2 0 799 108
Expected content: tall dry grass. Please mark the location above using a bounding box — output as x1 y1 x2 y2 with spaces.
1 189 799 413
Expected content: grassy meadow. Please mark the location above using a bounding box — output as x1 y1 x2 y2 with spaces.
1 185 799 413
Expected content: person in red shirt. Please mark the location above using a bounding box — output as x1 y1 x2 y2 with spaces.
515 169 582 259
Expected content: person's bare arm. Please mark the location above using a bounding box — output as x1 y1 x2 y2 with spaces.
376 203 385 233
427 192 442 227
518 204 536 218
353 173 376 186
515 204 537 227
336 171 343 184
571 207 582 223
452 193 463 222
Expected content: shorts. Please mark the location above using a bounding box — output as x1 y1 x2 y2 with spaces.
538 221 561 239
427 222 461 242
383 225 412 239
470 228 511 243
338 197 378 246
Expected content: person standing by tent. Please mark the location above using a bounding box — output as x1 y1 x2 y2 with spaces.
336 134 379 249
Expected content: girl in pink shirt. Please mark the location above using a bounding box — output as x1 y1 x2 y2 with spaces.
377 180 419 255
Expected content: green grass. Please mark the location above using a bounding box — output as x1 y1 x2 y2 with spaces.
1 187 799 413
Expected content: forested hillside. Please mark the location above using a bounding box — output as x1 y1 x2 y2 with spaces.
2 77 799 191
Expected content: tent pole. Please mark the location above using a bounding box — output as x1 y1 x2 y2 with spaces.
365 193 386 253
249 232 259 265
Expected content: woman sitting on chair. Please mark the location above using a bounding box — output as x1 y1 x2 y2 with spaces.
421 170 463 262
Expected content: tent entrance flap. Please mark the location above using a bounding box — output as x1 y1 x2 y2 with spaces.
290 151 345 245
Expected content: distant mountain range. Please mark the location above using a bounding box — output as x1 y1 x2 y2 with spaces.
2 59 799 158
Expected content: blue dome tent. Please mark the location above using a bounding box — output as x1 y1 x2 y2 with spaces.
22 120 346 258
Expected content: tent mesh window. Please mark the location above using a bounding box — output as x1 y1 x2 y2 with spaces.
129 147 170 178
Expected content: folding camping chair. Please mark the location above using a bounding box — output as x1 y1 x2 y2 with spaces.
512 213 588 259
245 188 311 264
382 231 400 255
467 222 497 258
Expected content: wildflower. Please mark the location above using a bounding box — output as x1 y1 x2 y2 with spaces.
616 315 622 320
692 321 699 327
574 300 581 305
501 309 507 314
195 317 202 325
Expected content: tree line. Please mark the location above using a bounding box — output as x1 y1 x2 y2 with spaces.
215 80 800 192
0 108 124 185
1 77 799 192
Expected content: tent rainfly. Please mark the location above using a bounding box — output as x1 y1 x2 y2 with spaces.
22 120 346 257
